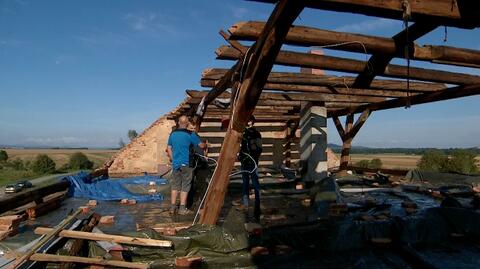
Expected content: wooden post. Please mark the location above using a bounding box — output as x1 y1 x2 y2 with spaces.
198 0 305 225
284 120 298 168
339 114 354 171
336 109 372 173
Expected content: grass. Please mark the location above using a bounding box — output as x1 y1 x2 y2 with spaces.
0 148 117 186
0 168 38 186
346 153 480 170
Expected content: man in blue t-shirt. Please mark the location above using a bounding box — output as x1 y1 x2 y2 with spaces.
167 115 206 215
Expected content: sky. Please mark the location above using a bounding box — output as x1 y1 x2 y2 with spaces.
0 0 479 148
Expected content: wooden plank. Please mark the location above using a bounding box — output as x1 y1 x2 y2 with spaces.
202 68 447 92
229 21 480 68
216 45 480 85
249 0 480 28
329 83 480 117
29 253 148 269
199 0 305 225
34 227 173 248
9 208 83 269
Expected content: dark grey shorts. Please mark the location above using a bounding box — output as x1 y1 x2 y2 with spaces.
171 166 193 192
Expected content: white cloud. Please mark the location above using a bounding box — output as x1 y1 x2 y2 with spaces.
230 6 249 19
73 32 130 47
335 18 399 33
123 12 179 38
26 136 88 145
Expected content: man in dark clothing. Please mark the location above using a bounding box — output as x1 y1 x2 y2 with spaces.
239 116 262 221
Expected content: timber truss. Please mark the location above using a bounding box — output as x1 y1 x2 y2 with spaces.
165 0 480 224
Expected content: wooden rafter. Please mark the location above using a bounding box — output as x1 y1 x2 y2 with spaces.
249 0 480 29
216 45 480 85
199 0 305 225
202 68 447 92
201 79 424 98
330 83 480 117
186 89 387 103
229 21 480 68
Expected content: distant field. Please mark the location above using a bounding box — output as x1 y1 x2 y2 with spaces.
0 149 118 185
3 148 118 168
346 153 480 170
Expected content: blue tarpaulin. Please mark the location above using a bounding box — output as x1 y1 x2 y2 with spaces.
63 172 167 202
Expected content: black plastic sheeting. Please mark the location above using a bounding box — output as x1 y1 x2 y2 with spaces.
405 170 480 188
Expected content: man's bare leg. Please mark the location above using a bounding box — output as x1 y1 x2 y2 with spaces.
180 191 188 207
170 190 179 213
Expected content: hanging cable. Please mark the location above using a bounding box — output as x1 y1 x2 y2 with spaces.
191 151 257 225
402 0 412 108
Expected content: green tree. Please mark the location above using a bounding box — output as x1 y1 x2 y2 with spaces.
32 154 56 174
355 160 370 168
128 129 138 141
69 152 94 170
417 149 448 172
10 159 25 171
445 149 478 174
368 158 383 169
0 150 8 162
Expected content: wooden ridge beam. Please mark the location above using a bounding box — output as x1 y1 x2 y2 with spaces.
329 83 480 117
229 21 480 68
248 0 480 29
199 0 305 225
202 68 447 92
216 45 480 85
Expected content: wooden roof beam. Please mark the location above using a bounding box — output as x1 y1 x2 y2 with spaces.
329 83 480 117
216 45 480 85
201 78 422 98
352 22 437 88
229 21 480 68
186 89 387 103
248 0 480 29
202 68 447 92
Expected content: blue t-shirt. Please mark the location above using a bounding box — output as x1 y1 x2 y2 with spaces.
167 129 201 170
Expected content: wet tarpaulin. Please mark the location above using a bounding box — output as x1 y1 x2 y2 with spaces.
64 172 167 202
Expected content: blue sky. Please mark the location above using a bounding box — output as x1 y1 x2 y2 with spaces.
0 0 479 148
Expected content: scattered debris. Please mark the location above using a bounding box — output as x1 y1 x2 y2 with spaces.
175 256 203 268
99 215 115 224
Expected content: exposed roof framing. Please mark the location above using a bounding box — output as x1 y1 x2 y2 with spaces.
216 45 480 85
229 21 480 68
249 0 480 29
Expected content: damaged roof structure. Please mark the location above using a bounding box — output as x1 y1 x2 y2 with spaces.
6 1 479 268
165 0 480 225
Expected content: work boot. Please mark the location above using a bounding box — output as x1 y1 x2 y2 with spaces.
169 204 178 215
178 205 191 215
